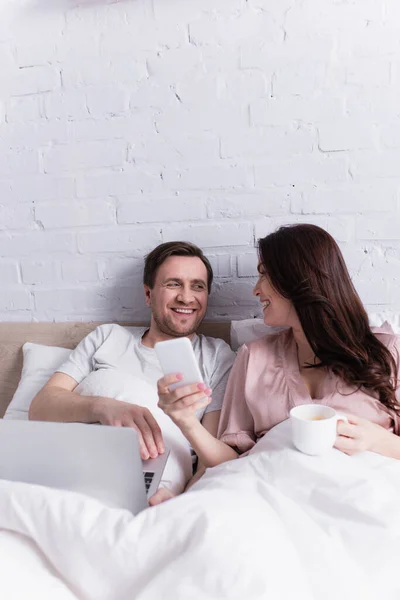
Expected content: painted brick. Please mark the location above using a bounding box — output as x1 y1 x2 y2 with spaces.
15 43 58 68
254 215 330 240
350 150 400 179
6 96 43 123
162 166 254 191
12 176 75 203
291 185 396 214
0 120 68 149
44 90 90 121
61 260 100 283
1 0 400 322
128 131 221 168
220 126 315 159
0 179 13 203
117 197 206 224
188 12 283 48
205 254 232 278
0 148 39 177
86 87 129 118
0 232 75 257
99 257 144 282
0 290 32 311
35 200 115 229
207 192 290 219
356 217 400 241
254 154 348 188
67 117 133 143
162 223 253 248
0 204 34 230
209 281 259 307
251 95 345 128
77 227 162 254
237 253 259 278
10 66 61 97
43 140 126 173
34 286 142 312
318 120 376 152
76 170 162 197
21 261 59 285
61 59 148 89
0 262 19 284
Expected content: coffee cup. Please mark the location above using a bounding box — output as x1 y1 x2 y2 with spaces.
290 404 348 456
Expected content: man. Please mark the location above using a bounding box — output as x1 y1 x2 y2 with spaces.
29 241 236 504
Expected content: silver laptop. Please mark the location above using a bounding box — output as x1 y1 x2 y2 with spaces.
0 420 169 514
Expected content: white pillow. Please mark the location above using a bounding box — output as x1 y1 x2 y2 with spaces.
230 319 287 351
230 313 400 351
368 312 400 333
4 343 71 420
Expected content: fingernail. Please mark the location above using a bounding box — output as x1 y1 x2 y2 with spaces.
205 388 212 395
176 373 184 380
197 383 205 390
158 445 165 454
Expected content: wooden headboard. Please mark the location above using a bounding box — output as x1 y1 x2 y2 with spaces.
0 322 231 418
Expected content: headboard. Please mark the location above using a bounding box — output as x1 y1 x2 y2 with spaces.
0 322 231 418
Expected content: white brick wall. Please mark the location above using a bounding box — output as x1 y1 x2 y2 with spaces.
0 0 400 322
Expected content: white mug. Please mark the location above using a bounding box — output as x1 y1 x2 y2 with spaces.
290 404 348 456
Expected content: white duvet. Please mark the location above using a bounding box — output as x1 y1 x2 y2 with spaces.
0 420 399 600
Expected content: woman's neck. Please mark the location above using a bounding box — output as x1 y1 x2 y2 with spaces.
292 326 318 368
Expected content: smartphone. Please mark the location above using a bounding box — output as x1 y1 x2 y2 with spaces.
154 338 204 391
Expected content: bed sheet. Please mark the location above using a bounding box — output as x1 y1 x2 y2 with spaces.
0 420 398 600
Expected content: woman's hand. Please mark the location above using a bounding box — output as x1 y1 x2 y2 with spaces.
157 373 212 433
335 414 399 457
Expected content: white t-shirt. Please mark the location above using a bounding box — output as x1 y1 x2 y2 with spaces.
57 324 236 421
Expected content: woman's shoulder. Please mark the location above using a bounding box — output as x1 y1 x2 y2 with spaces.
245 327 291 354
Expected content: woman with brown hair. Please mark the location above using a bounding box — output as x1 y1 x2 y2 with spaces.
158 224 400 466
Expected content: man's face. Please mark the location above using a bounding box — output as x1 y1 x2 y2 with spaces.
145 256 209 338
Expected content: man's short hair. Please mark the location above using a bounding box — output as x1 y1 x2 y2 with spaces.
143 241 213 293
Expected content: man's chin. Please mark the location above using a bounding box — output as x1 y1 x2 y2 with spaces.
161 317 203 338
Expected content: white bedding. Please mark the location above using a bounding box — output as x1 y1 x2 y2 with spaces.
0 420 399 600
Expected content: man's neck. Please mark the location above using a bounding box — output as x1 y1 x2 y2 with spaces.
141 325 195 349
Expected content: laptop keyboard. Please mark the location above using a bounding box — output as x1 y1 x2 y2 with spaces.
143 471 155 493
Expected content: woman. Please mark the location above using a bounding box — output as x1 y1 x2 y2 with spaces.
157 224 400 469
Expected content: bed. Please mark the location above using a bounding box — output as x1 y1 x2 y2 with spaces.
0 321 399 600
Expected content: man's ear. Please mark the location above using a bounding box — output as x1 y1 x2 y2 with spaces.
144 284 152 307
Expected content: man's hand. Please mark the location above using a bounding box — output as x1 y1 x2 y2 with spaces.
157 374 212 433
94 398 164 460
335 414 394 456
149 487 176 506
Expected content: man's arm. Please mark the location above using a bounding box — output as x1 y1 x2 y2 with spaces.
29 372 98 423
29 373 164 460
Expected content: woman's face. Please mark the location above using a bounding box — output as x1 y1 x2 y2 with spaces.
253 264 300 329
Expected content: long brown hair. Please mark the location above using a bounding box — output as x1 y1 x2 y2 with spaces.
258 224 399 413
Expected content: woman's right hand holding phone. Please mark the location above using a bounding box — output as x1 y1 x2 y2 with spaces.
157 373 212 434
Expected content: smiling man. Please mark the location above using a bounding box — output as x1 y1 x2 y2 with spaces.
29 242 235 502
